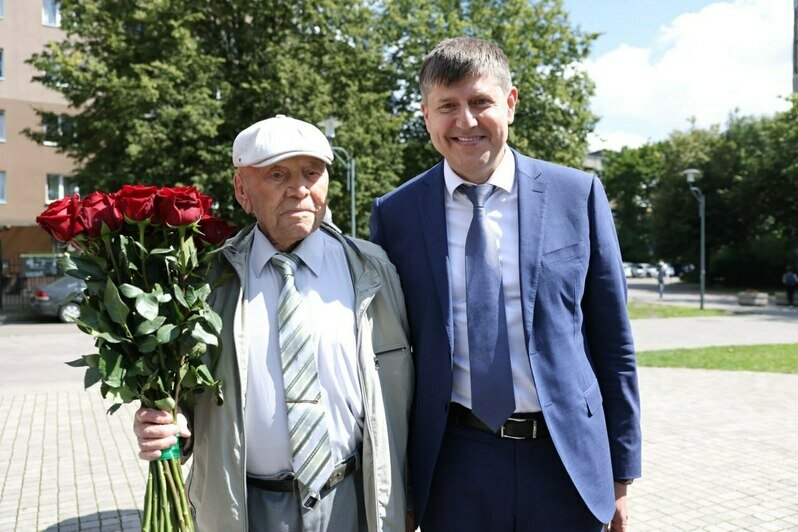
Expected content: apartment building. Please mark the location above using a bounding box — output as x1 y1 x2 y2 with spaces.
0 0 75 305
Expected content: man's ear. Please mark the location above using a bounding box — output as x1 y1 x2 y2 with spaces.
506 87 518 125
233 171 252 214
421 101 431 133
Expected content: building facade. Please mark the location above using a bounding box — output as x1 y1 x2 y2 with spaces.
0 0 75 306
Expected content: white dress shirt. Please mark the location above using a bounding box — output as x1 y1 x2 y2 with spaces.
444 147 541 413
244 226 364 476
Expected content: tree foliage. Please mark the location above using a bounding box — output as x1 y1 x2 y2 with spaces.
28 0 596 236
601 98 798 288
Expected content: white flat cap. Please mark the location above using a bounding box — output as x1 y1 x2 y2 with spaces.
232 115 334 168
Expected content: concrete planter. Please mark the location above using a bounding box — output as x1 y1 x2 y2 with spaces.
737 291 768 306
771 292 789 306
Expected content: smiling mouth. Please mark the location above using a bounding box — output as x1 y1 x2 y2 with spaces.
452 136 484 144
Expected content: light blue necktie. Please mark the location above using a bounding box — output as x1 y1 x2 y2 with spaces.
460 184 516 432
270 252 334 509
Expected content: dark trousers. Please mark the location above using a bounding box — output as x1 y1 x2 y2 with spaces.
421 415 604 532
787 286 796 306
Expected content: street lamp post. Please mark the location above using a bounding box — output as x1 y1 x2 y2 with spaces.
684 169 706 310
318 117 357 237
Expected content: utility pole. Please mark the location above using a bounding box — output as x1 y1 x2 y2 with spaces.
794 0 798 92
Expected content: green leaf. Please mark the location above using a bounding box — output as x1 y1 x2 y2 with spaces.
66 357 88 368
196 364 214 385
107 403 122 415
205 309 223 335
173 285 188 307
104 279 130 326
92 329 125 344
138 335 160 353
135 316 167 336
154 396 176 411
119 284 145 298
180 367 198 388
156 324 179 344
194 283 211 302
99 351 124 388
190 322 218 346
73 256 107 279
84 354 101 368
84 367 101 389
148 247 174 256
135 292 160 321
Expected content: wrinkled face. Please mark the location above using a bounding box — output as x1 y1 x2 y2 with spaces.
233 156 328 251
422 75 518 184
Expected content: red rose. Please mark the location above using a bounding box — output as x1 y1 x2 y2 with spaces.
80 192 123 237
157 186 205 227
198 215 237 245
36 194 85 242
199 193 213 212
117 184 159 222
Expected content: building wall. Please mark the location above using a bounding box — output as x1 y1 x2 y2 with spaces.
0 0 75 231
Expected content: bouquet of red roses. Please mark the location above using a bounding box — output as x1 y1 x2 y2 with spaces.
37 184 237 532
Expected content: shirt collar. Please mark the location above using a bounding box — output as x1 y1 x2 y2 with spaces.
250 225 325 278
443 146 516 198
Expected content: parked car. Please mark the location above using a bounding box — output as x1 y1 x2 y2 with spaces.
622 262 634 278
29 276 86 322
630 263 647 278
641 263 659 278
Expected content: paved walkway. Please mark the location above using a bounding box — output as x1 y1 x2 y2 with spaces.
0 309 796 530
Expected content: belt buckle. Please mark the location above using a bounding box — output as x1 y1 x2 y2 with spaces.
500 417 537 440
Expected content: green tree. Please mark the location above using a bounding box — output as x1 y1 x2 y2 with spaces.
601 144 664 261
28 0 402 236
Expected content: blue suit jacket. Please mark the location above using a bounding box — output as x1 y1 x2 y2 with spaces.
369 150 642 524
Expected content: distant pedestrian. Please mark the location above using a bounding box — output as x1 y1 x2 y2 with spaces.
657 263 669 299
783 267 798 307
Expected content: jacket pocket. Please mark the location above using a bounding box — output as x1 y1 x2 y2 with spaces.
373 343 408 369
583 379 603 417
542 242 584 265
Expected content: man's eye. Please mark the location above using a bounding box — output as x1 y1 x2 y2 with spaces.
439 103 455 111
269 172 285 181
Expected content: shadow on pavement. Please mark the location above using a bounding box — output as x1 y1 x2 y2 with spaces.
43 509 142 531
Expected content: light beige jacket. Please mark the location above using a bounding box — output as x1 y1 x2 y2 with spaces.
185 223 413 531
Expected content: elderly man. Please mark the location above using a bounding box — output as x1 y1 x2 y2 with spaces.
134 115 413 531
370 38 641 531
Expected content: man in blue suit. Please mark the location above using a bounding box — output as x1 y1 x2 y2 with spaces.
370 38 641 531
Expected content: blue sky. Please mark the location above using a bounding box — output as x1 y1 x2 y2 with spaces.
559 0 793 150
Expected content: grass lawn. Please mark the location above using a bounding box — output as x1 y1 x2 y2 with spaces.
637 343 798 374
627 301 730 319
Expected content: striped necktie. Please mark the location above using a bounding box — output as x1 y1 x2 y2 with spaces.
270 252 333 508
459 184 516 432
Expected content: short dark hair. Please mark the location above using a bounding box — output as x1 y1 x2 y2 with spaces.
419 37 513 100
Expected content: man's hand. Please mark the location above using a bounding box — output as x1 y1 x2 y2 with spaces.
133 407 191 461
607 482 629 531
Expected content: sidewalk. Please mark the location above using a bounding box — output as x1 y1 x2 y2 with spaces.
1 314 797 530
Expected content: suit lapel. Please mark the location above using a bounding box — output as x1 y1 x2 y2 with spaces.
515 151 547 352
418 162 454 357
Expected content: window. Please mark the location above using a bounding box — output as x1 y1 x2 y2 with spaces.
0 0 4 19
0 49 4 79
0 172 6 204
42 0 61 27
46 174 78 203
0 111 5 141
43 114 73 147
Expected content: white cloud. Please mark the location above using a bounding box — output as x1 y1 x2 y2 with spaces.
584 0 792 146
588 130 648 152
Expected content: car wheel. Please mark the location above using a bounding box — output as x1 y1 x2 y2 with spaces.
58 302 81 323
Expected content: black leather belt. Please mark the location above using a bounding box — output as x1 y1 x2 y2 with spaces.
247 451 360 493
449 403 549 439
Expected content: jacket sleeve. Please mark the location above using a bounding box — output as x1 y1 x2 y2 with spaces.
583 175 642 481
